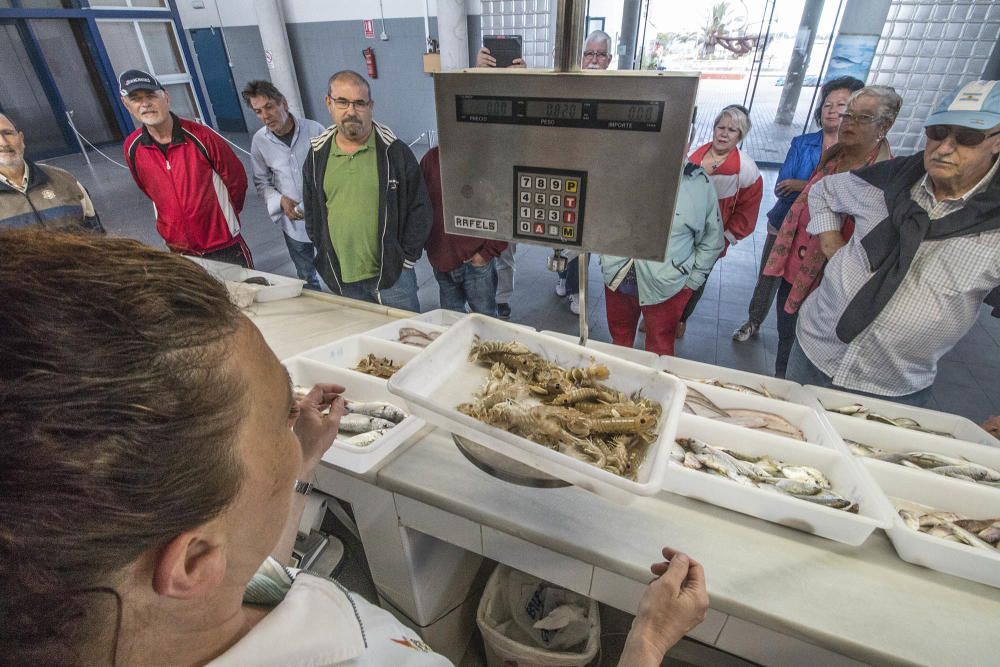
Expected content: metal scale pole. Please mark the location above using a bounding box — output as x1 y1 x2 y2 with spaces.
553 0 591 347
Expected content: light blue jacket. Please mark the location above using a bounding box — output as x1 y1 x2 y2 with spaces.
600 164 723 306
250 115 326 242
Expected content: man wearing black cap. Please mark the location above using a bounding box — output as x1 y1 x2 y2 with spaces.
120 69 253 267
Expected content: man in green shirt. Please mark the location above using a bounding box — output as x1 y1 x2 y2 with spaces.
302 70 431 311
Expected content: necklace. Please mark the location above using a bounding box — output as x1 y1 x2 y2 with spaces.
704 149 729 172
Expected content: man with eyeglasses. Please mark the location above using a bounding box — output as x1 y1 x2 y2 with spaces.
301 70 431 311
120 69 253 267
787 80 1000 405
0 113 103 234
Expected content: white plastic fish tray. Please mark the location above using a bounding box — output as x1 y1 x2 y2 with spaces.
656 355 803 401
187 256 305 303
540 330 659 367
363 319 448 349
387 314 687 504
283 357 425 474
664 415 891 545
297 334 420 379
826 412 1000 492
863 460 1000 588
680 381 840 449
412 308 536 331
797 386 999 447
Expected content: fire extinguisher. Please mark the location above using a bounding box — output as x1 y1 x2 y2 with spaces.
363 47 378 79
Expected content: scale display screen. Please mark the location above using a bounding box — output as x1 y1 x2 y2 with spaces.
456 95 664 131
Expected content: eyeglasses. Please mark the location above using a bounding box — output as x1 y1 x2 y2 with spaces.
925 124 1000 147
330 97 372 111
582 51 610 59
838 112 881 125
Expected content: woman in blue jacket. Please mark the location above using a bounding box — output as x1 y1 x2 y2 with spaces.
731 76 864 342
601 162 723 356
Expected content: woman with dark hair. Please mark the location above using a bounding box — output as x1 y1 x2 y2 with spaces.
0 231 707 666
732 76 865 343
676 104 764 336
763 85 901 377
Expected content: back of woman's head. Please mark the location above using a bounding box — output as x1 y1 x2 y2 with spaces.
0 230 246 665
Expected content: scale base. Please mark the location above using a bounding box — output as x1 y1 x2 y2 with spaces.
452 433 570 488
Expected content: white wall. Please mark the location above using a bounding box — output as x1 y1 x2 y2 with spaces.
175 0 482 30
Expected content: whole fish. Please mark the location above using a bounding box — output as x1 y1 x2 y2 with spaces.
931 463 1000 484
346 400 407 423
894 451 969 468
670 439 687 462
846 439 884 457
338 413 397 434
829 403 867 416
898 509 922 531
724 408 804 441
779 465 831 489
791 491 857 512
768 477 825 496
343 428 390 447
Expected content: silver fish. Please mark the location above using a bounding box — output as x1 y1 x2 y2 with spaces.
338 413 397 433
779 465 832 489
344 428 390 447
791 490 857 512
898 509 922 531
670 439 687 462
682 451 703 470
897 451 970 469
768 477 825 496
346 400 407 423
829 403 867 416
931 463 1000 484
724 408 805 440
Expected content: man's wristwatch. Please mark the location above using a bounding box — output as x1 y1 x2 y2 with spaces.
293 479 314 496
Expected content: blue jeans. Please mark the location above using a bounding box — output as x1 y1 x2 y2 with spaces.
786 340 933 407
339 268 421 312
557 255 587 296
435 260 497 315
283 233 321 290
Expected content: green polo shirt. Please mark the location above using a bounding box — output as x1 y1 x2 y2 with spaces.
323 130 380 283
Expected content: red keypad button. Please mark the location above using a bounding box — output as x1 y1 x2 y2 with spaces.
564 196 576 209
563 211 576 223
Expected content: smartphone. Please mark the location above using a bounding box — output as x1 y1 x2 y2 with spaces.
483 34 523 68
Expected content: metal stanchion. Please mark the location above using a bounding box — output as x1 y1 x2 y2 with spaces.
578 251 589 346
65 111 92 168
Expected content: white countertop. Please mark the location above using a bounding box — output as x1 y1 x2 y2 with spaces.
249 293 1000 667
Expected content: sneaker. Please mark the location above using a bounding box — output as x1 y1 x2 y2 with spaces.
675 321 686 339
732 320 759 342
569 294 580 315
555 278 567 297
497 303 511 320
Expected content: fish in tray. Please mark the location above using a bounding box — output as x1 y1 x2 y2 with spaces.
293 385 408 447
353 353 403 379
892 498 1000 551
674 437 858 512
457 336 661 480
683 386 804 440
396 326 441 348
669 373 775 399
846 440 1000 488
829 403 952 437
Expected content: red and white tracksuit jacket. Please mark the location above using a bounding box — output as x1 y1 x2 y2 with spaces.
125 113 249 258
688 142 763 257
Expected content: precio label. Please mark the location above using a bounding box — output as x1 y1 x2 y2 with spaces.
453 216 497 232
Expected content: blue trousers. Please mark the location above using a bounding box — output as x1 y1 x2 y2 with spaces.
786 340 933 407
435 260 497 315
339 268 421 313
283 233 322 290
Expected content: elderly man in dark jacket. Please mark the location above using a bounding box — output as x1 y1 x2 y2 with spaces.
302 70 431 311
0 114 103 233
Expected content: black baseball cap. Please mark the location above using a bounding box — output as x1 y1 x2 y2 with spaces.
119 69 164 96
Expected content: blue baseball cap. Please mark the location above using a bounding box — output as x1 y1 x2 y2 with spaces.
924 80 1000 129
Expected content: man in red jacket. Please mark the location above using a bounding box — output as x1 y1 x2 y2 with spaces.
420 146 507 315
120 69 252 267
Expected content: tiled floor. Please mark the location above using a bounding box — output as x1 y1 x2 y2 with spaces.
43 137 1000 425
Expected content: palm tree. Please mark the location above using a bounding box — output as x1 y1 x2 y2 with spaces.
700 1 730 58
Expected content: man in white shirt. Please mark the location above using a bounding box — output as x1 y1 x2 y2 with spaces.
789 80 1000 404
244 80 326 289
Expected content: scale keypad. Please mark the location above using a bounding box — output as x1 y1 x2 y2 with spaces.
513 167 586 245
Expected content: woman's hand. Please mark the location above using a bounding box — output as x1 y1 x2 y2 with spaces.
618 548 709 666
475 47 495 67
776 178 807 197
292 383 346 471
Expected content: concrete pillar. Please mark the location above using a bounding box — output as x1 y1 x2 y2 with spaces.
253 0 304 117
776 0 824 125
617 0 641 70
438 0 469 70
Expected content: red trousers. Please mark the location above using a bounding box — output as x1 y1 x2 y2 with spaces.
604 285 693 356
